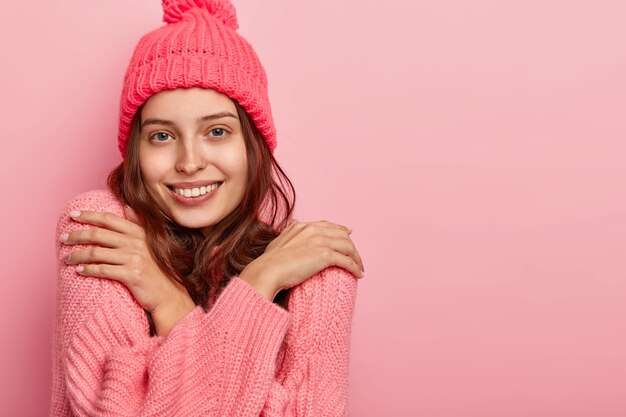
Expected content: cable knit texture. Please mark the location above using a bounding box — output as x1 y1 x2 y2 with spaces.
49 190 358 416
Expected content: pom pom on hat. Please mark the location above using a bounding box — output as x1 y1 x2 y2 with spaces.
162 0 239 30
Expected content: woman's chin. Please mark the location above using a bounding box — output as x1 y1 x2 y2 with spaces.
173 217 218 231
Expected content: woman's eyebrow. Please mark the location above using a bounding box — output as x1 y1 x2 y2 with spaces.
141 111 238 128
199 111 238 122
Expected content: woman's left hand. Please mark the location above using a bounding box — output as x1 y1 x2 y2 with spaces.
60 207 195 337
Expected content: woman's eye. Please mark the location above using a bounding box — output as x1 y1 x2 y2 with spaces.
208 128 227 138
151 132 172 142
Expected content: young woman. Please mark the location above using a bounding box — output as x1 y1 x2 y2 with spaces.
49 1 364 416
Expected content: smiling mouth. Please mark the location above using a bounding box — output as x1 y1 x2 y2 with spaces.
167 182 222 198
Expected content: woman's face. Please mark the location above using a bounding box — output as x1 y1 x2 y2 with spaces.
138 87 248 235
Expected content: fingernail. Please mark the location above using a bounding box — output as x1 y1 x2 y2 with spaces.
59 233 69 242
75 265 84 273
69 210 81 218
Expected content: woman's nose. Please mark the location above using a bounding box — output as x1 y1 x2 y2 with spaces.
175 140 206 174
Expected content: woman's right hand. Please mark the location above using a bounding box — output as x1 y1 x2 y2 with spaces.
239 220 364 301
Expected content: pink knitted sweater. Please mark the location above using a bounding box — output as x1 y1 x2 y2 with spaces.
49 190 358 416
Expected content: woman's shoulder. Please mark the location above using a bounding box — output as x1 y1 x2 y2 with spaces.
56 189 126 237
312 266 358 288
59 189 125 219
289 267 358 311
312 266 358 301
284 266 358 347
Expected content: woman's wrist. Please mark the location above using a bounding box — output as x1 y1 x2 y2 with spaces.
151 292 196 338
240 261 280 302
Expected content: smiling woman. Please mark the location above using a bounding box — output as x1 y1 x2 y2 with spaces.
49 0 364 416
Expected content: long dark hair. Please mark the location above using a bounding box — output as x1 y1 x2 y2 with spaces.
107 99 295 315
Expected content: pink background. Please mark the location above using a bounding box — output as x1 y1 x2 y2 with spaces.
1 0 625 415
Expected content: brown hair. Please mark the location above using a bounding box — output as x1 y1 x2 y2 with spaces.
107 100 295 320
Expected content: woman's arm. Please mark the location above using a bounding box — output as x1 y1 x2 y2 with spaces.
262 267 359 417
50 190 292 417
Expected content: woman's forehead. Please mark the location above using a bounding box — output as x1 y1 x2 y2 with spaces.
141 87 237 119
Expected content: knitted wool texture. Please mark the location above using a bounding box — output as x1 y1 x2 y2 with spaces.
50 190 357 416
117 0 277 157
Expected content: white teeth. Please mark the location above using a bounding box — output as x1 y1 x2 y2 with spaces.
173 183 220 198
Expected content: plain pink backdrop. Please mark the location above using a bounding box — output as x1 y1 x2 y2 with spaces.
1 0 625 415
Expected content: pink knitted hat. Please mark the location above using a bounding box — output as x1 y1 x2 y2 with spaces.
117 0 276 157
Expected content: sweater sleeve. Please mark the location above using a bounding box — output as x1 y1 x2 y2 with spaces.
50 190 292 417
261 266 358 417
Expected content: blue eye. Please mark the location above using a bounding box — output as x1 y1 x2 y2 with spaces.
151 132 172 142
209 128 226 137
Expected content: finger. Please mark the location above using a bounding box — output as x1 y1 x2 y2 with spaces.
75 263 132 285
65 246 129 266
301 223 357 244
63 227 127 249
292 224 361 268
124 205 143 227
343 240 364 272
316 235 365 273
276 220 354 252
323 251 364 279
69 210 143 237
340 234 364 272
317 220 353 233
355 248 364 272
299 220 352 235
